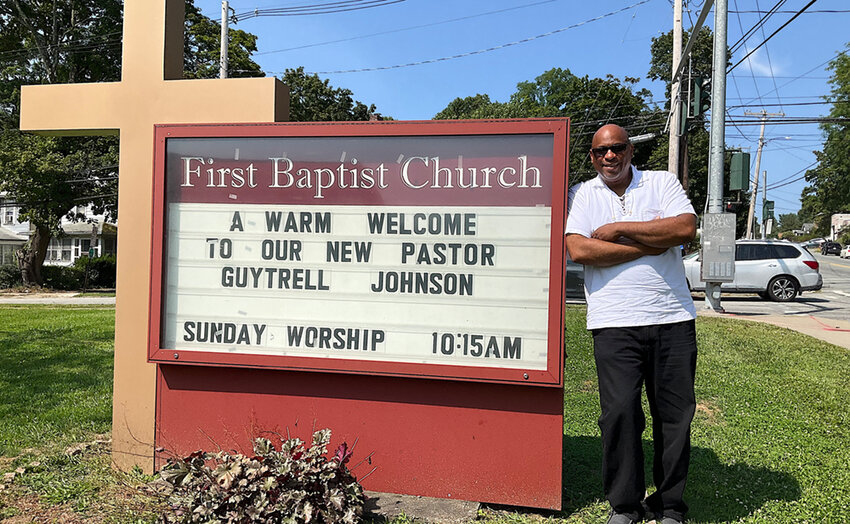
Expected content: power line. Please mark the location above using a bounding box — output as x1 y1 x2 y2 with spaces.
0 33 123 61
730 9 850 13
767 163 817 191
731 0 777 114
254 0 560 56
729 0 785 56
754 0 785 113
768 161 817 188
231 0 404 21
728 100 848 109
737 50 847 107
248 0 652 75
727 117 850 125
727 0 818 74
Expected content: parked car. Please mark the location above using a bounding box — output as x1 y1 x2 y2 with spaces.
841 245 850 259
683 240 822 302
565 260 585 299
821 241 842 255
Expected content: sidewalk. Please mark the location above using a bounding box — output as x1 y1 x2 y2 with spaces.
0 291 116 305
697 309 850 350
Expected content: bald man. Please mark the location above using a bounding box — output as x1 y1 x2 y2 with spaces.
565 124 698 524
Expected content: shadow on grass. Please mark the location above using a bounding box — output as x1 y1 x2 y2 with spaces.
0 326 113 399
0 319 114 454
562 436 801 522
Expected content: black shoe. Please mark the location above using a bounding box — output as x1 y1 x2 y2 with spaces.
606 511 638 524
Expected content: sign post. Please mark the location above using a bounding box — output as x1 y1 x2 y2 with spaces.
150 119 569 509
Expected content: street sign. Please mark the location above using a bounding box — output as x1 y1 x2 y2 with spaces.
701 212 736 282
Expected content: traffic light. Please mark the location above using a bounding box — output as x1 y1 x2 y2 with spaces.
725 201 742 213
730 151 751 191
690 77 711 117
763 200 775 221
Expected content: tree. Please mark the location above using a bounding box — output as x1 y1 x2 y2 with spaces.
647 28 731 219
800 43 850 235
777 212 802 234
0 0 273 285
278 67 380 122
648 29 717 100
183 2 263 79
434 67 660 185
0 0 122 284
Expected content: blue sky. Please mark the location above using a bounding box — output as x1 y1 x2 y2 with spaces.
195 0 849 221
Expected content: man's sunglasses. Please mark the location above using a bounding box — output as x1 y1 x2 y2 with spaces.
590 143 630 157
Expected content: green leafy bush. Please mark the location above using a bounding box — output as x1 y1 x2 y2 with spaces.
42 265 85 290
0 264 23 288
73 254 116 288
159 429 364 524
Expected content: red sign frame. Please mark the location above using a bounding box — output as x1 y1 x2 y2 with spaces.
148 119 569 387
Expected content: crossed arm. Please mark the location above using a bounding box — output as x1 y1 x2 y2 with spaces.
565 213 697 268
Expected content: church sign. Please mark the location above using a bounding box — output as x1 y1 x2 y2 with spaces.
149 119 568 386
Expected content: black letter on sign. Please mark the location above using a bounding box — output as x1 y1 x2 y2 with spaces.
230 211 244 232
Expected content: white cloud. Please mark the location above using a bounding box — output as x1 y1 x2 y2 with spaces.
738 48 783 76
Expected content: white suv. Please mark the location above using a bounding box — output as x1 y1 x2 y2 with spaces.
683 240 823 302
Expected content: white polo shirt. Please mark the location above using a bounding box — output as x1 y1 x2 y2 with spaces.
565 167 697 330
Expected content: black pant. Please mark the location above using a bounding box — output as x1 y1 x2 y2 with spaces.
591 320 697 522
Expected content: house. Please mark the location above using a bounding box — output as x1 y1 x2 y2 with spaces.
0 226 26 266
831 214 850 241
0 194 117 267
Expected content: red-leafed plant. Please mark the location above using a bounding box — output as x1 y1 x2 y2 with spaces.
158 428 364 523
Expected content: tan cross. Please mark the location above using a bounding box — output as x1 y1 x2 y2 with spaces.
20 0 289 471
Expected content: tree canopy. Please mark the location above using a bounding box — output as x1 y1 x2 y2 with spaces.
648 28 719 101
435 67 660 185
800 44 850 234
645 28 733 218
279 67 379 122
1 0 385 285
183 2 263 79
0 0 265 284
0 0 124 283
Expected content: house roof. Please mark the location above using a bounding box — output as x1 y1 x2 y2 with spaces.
60 221 117 236
0 226 27 243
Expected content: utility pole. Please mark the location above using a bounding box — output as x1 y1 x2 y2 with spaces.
761 170 768 239
704 0 728 312
220 1 229 79
743 110 783 239
668 0 683 177
745 153 760 239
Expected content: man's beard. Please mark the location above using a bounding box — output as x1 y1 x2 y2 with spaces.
599 164 630 184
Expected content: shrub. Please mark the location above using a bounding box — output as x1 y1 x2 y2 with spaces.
73 254 116 288
42 265 85 290
0 264 23 288
159 428 364 524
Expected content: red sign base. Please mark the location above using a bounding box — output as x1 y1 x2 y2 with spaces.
156 364 564 510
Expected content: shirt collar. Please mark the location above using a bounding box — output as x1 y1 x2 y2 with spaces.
591 165 643 192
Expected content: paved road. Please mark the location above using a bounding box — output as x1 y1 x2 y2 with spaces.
692 252 850 322
816 251 850 294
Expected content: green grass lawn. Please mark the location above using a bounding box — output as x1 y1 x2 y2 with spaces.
0 305 114 457
557 306 850 523
1 304 849 522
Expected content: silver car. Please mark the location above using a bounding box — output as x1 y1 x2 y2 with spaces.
683 240 823 302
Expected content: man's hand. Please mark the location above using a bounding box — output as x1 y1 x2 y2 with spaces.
595 214 696 249
565 233 668 267
591 222 622 243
